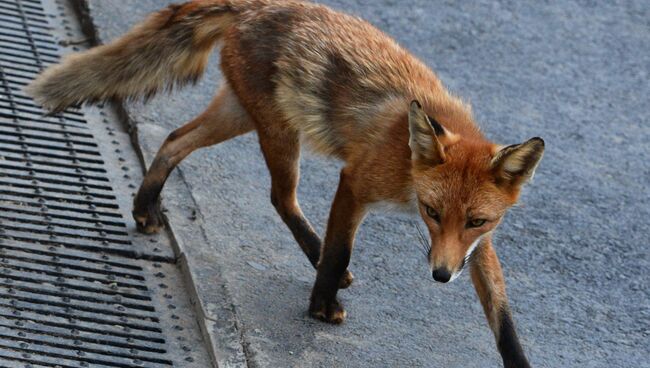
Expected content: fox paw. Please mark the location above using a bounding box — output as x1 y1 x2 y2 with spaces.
309 295 346 324
338 270 354 289
132 204 164 234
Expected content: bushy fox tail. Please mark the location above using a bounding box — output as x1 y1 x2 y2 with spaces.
27 0 264 113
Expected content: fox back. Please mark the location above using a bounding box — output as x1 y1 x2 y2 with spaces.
220 2 477 158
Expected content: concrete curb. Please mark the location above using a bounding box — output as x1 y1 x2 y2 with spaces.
69 2 250 367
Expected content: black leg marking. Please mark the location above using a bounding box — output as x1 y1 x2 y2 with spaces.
132 170 170 234
498 308 531 368
132 191 164 234
282 213 354 289
284 213 322 267
133 181 164 213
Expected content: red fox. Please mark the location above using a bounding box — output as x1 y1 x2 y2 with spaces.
27 1 544 366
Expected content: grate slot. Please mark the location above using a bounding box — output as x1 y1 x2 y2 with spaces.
1 84 80 107
0 307 166 348
1 254 140 285
0 211 126 233
0 0 45 6
0 190 114 210
0 176 111 196
0 146 103 166
0 260 147 293
0 246 142 279
0 243 142 272
0 198 121 221
3 72 56 87
0 39 57 56
0 220 131 245
0 251 143 281
0 278 155 312
0 44 58 63
0 0 46 11
0 299 163 336
0 323 163 355
0 98 88 125
0 3 45 19
0 220 129 244
0 165 109 184
0 62 41 79
0 177 113 196
0 255 142 285
0 271 150 302
0 56 42 73
3 0 47 7
0 232 140 259
0 14 51 32
0 3 47 18
0 111 88 127
0 197 119 217
0 100 86 119
3 264 144 294
0 130 97 151
0 358 53 368
0 204 126 228
0 120 93 138
0 353 86 368
0 339 171 368
0 188 119 209
0 9 48 25
0 159 107 177
0 325 173 365
3 143 93 160
0 326 171 365
0 127 98 147
0 2 46 16
0 177 111 196
0 37 57 54
0 37 56 54
0 302 166 343
0 288 161 327
0 97 70 118
0 137 98 156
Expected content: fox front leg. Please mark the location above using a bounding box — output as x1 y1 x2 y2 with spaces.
470 237 532 368
309 169 367 323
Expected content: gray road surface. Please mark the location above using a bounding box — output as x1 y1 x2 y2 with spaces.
85 1 649 367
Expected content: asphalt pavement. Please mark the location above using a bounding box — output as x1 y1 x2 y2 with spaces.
84 1 649 367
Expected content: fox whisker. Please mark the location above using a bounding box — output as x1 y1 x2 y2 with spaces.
414 222 430 259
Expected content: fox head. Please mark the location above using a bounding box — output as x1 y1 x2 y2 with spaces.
408 101 544 283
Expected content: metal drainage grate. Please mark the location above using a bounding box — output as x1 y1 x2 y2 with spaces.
0 248 171 367
0 0 141 260
0 0 212 367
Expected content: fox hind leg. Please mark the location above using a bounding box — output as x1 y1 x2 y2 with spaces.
257 128 321 264
256 126 354 288
133 85 254 233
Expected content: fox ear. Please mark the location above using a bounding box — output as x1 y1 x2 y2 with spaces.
491 137 545 187
408 100 457 167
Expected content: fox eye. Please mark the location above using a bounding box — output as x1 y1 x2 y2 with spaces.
467 218 487 228
425 206 441 222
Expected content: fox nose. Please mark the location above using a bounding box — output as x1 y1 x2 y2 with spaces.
432 268 451 283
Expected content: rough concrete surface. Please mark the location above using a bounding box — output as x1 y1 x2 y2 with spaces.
84 1 649 367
